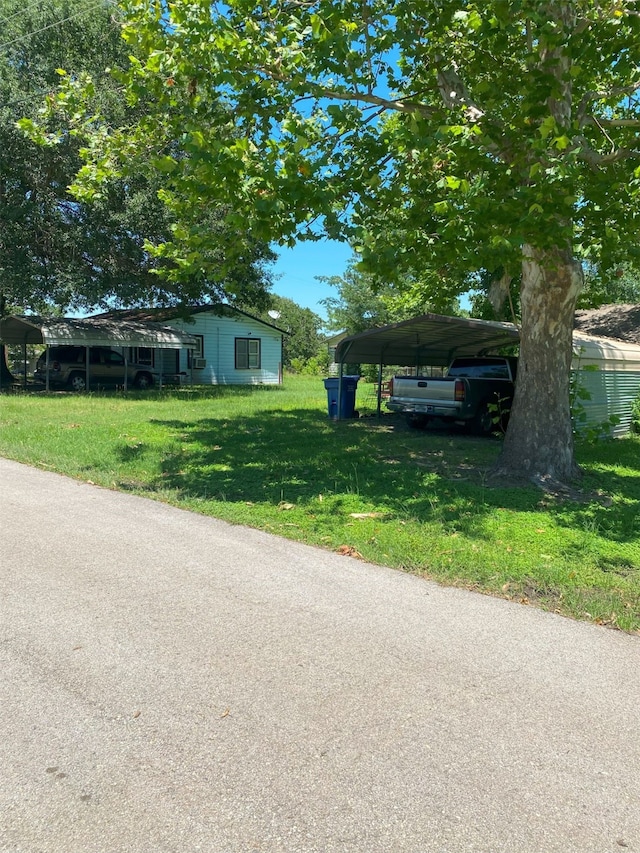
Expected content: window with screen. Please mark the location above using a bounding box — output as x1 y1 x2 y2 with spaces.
235 337 261 369
187 335 204 368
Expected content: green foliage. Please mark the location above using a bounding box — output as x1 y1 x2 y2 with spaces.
238 294 324 367
0 0 135 313
486 394 511 436
6 0 275 314
46 1 640 285
632 395 640 434
578 262 640 309
288 353 328 375
321 259 462 334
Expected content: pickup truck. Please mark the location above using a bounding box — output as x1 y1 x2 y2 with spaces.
386 356 517 434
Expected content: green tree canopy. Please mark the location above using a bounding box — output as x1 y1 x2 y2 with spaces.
578 263 640 308
321 260 463 334
237 294 324 368
42 0 640 484
2 0 275 318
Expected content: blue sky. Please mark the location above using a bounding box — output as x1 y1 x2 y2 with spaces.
270 239 354 323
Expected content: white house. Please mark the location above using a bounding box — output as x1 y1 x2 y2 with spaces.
98 305 285 385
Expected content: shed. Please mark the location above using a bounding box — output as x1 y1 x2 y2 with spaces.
333 312 640 435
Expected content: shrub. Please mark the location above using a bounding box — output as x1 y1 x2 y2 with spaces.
632 394 640 433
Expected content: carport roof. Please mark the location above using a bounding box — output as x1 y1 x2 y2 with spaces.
0 315 197 350
334 313 521 367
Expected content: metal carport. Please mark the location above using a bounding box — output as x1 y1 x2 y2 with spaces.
0 315 197 391
333 313 521 417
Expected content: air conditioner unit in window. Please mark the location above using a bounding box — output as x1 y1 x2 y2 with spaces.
193 357 206 369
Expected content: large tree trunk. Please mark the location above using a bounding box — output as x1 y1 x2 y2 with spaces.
0 345 15 387
493 245 582 485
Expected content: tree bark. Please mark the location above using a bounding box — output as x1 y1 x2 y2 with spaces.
0 345 15 386
493 245 582 485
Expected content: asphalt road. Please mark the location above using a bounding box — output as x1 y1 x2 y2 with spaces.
1 456 639 853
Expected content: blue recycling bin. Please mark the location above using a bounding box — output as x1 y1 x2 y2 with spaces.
323 376 360 419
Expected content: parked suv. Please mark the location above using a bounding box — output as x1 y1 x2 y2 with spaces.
35 346 156 391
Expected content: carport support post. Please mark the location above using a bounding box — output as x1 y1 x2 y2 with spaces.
124 352 128 392
376 356 384 418
85 346 90 391
22 342 27 390
45 346 50 392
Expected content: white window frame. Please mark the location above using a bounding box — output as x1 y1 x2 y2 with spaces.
235 337 261 370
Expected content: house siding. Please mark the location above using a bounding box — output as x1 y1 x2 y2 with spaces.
168 312 282 385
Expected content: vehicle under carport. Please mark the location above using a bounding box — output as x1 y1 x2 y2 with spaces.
0 315 197 391
332 311 640 435
333 313 521 418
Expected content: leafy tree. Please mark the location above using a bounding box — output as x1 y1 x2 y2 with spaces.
2 0 275 319
0 0 133 315
44 0 640 485
577 263 640 308
238 294 324 368
321 260 462 334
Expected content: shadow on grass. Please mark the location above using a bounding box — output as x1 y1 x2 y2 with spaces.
151 408 494 508
144 408 640 546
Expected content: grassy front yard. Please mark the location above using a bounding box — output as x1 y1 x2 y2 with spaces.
1 375 639 632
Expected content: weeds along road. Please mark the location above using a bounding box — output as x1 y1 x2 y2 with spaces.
1 455 639 853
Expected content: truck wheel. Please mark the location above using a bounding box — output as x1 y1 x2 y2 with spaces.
406 414 429 430
470 403 493 436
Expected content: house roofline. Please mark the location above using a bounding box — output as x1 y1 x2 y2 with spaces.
93 303 287 334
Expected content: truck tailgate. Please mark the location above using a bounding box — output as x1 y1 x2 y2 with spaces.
388 377 462 415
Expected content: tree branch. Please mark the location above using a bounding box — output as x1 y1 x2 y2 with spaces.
312 85 435 117
573 135 640 166
576 81 640 127
435 60 484 122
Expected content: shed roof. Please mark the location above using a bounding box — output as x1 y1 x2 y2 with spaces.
0 316 197 349
334 313 521 367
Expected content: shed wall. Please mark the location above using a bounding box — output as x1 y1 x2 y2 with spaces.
571 336 640 436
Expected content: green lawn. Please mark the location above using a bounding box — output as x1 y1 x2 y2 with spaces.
1 375 639 632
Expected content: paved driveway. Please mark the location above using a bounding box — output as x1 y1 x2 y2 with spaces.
1 457 639 853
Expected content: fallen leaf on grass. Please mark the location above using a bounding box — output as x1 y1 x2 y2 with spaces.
278 502 295 511
349 512 386 519
336 545 364 559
